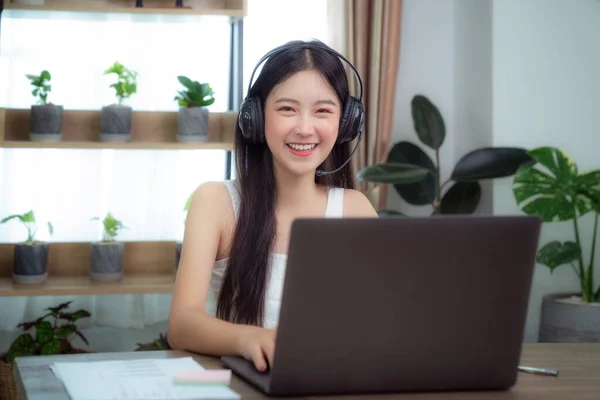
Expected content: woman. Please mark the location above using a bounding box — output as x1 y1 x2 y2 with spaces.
167 40 378 372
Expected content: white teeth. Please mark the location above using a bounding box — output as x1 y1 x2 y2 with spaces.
288 144 316 151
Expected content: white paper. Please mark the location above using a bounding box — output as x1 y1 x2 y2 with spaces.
50 357 241 400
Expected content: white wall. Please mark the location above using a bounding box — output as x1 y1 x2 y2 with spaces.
390 0 599 342
492 0 600 342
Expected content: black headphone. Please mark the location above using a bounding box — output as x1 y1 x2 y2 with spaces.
238 42 365 171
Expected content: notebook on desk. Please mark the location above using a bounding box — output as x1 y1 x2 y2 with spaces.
222 216 541 396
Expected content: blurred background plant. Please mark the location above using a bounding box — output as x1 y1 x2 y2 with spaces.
357 94 533 216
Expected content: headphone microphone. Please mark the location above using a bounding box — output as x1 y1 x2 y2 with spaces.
237 41 365 177
315 127 363 176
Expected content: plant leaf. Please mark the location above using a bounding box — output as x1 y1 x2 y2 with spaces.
35 321 53 344
71 327 90 346
410 95 445 150
377 209 406 217
6 333 37 363
55 325 73 338
387 141 436 205
440 181 481 214
1 214 25 224
59 309 91 321
536 241 581 271
512 147 599 222
40 338 62 355
356 163 429 184
184 192 193 211
451 147 533 181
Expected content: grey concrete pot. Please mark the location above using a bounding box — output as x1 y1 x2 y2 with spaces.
12 243 49 284
539 292 600 342
29 104 63 141
100 105 132 142
90 242 125 281
177 107 209 142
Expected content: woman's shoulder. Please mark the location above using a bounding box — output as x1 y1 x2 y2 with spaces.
187 180 237 222
340 188 379 217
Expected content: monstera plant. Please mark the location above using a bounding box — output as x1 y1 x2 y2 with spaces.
511 146 600 342
513 146 600 303
357 94 533 215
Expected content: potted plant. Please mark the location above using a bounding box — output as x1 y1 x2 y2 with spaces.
26 70 63 141
0 210 53 284
512 146 600 342
356 94 533 215
174 75 215 142
90 212 127 281
100 61 138 142
134 332 171 351
0 301 92 400
175 191 193 271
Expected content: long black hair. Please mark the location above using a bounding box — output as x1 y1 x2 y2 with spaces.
216 40 357 326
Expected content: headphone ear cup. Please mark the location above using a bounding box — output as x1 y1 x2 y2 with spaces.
238 97 265 143
254 98 264 143
337 96 365 144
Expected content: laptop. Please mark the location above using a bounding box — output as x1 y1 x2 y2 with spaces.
221 215 541 396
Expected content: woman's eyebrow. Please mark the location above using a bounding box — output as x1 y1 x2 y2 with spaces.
274 97 338 106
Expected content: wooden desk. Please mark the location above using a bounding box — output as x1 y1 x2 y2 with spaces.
12 343 600 400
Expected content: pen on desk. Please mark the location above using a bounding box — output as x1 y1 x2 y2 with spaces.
518 365 559 376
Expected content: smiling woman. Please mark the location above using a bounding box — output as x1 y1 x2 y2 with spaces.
167 40 378 373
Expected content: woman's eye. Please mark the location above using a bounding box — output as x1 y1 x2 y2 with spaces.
278 106 294 112
317 108 332 113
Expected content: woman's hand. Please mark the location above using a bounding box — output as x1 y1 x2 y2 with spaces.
237 326 277 372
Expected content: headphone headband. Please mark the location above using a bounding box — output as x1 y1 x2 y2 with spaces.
245 41 363 102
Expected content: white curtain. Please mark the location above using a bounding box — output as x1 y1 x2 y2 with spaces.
0 0 343 332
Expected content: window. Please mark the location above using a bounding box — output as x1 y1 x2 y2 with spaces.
0 10 232 243
242 0 343 91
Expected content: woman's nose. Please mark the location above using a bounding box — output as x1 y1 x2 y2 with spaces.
296 114 315 135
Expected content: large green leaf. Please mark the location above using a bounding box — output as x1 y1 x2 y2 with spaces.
410 95 445 150
440 181 481 214
536 241 581 272
512 147 599 222
356 163 429 184
387 141 436 205
451 147 533 181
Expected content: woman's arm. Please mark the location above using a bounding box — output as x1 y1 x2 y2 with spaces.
167 182 275 371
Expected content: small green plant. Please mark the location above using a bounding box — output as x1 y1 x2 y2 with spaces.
0 210 53 244
25 70 52 105
174 76 215 108
512 146 600 303
134 332 171 351
0 301 91 364
91 212 127 242
104 61 138 106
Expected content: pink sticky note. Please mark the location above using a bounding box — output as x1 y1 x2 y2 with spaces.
174 369 232 385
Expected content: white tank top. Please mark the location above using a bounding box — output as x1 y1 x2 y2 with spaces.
204 180 345 328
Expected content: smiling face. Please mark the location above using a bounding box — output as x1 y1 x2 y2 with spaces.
264 69 342 178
